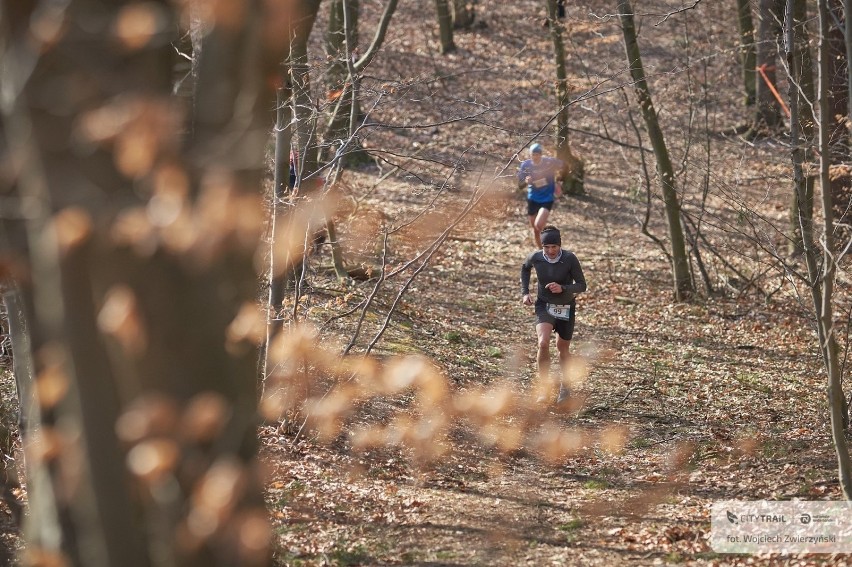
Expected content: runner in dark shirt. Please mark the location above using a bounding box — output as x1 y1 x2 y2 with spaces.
520 226 586 404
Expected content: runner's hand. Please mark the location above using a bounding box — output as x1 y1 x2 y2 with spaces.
521 294 532 305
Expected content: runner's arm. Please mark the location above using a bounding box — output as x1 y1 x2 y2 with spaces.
520 268 532 296
561 254 586 295
517 163 529 188
520 258 533 296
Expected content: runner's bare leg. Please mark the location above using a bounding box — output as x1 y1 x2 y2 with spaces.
556 336 571 403
529 215 541 247
530 208 550 248
535 322 555 400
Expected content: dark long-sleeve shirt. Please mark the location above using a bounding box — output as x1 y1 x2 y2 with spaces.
520 250 586 304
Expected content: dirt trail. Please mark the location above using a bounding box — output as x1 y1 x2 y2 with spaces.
264 161 841 566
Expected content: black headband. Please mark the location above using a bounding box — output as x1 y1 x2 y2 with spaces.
541 229 561 246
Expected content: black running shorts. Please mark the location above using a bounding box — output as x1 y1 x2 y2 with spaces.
527 200 554 217
534 299 576 341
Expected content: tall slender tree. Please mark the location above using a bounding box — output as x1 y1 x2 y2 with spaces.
823 0 852 239
737 0 758 106
845 0 852 148
617 0 694 301
814 0 852 499
785 0 816 255
747 0 786 137
545 0 584 195
435 0 456 54
326 0 361 160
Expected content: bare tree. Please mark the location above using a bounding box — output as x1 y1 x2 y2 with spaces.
1 0 287 564
452 0 477 29
291 0 324 183
824 1 852 239
617 0 694 301
801 0 852 499
545 0 585 195
784 0 816 255
747 0 786 138
737 0 758 107
845 0 852 148
326 0 362 162
435 0 456 54
265 0 402 384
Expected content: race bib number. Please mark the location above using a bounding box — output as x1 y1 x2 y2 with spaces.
547 303 572 320
532 178 548 188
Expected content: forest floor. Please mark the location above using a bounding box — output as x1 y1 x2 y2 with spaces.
264 175 846 566
261 1 852 566
1 1 851 566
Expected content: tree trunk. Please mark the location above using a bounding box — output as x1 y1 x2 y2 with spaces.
326 0 401 280
785 0 816 255
452 0 476 29
286 2 325 292
845 0 852 150
749 0 785 137
546 0 585 195
326 0 362 165
737 0 758 106
788 175 814 255
825 0 852 240
0 283 35 436
291 17 322 186
326 216 349 280
435 0 456 54
825 0 849 161
327 0 360 80
816 0 852 499
617 0 694 301
2 0 285 563
265 75 293 382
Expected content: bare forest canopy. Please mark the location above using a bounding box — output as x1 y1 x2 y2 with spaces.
2 0 852 565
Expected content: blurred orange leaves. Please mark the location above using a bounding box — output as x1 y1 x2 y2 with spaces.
76 96 181 179
52 207 92 255
126 438 181 483
261 325 606 465
227 302 267 353
34 363 70 411
116 393 180 444
112 2 169 51
98 284 148 356
110 166 266 265
262 196 338 277
181 392 232 444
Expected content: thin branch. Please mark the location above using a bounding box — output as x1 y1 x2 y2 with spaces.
353 0 400 72
365 165 490 355
621 88 669 260
341 231 389 354
655 1 703 26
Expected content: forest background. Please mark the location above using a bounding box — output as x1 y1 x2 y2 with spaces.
2 0 852 565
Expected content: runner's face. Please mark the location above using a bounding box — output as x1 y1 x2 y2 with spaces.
531 152 542 164
543 244 560 259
